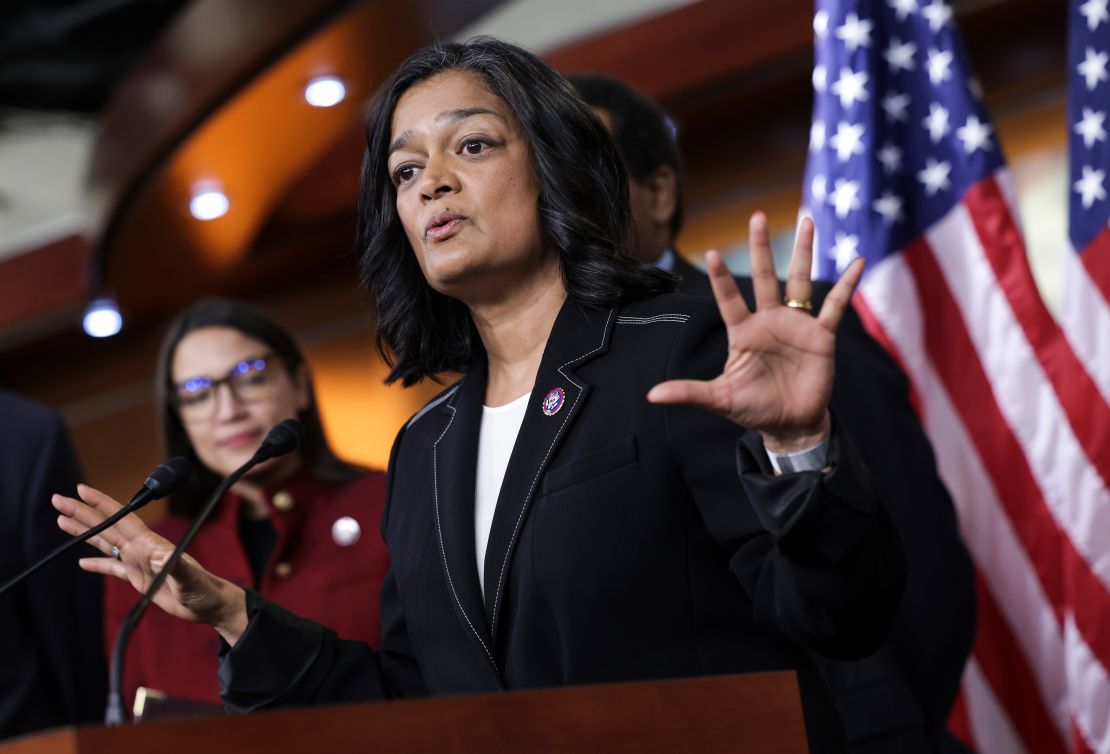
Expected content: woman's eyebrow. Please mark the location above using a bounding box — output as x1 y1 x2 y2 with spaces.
388 108 504 156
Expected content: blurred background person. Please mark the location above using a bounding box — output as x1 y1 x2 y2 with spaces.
102 298 390 714
0 389 105 739
569 73 976 754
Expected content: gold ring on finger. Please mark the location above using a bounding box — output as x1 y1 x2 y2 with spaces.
784 298 813 311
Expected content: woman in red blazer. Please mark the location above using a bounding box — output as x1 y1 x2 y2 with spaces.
101 299 390 713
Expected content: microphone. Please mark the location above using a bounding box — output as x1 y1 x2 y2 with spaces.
105 419 304 725
253 418 305 462
0 457 192 597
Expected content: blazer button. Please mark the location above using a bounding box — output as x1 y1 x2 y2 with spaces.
274 562 293 579
272 491 294 512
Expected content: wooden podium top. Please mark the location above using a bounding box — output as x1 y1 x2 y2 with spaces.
2 672 808 753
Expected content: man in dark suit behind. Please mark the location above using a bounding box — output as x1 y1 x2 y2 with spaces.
0 390 106 739
570 74 976 754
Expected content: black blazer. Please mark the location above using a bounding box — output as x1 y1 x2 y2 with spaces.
671 254 975 752
0 391 106 740
220 293 906 753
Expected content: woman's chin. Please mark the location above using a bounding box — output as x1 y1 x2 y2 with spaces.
423 258 480 289
428 265 533 306
419 247 501 293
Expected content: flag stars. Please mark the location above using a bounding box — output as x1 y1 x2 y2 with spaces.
1078 47 1109 91
883 92 911 123
811 174 828 204
878 143 903 174
813 64 828 92
884 39 917 72
814 10 830 39
956 115 993 153
835 13 873 52
810 120 827 152
924 103 951 142
873 192 905 225
1075 108 1107 149
918 157 952 196
830 121 867 162
832 232 861 272
888 0 919 22
1079 0 1108 31
1074 165 1106 209
829 178 862 218
831 67 870 108
926 48 955 85
922 0 953 32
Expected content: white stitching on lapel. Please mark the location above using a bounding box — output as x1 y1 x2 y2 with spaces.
408 385 460 429
489 307 617 634
432 387 498 673
615 314 690 325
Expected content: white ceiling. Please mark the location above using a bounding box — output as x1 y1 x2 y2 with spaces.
457 0 694 52
0 113 93 258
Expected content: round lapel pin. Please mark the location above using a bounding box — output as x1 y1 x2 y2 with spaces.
331 516 361 546
541 387 566 416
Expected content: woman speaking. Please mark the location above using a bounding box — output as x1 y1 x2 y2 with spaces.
54 37 904 753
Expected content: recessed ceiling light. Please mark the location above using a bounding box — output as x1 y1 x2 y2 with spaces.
304 76 346 108
83 297 122 338
189 188 229 221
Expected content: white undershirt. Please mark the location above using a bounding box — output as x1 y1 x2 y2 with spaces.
474 392 530 599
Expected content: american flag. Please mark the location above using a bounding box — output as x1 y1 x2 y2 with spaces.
1067 1 1110 406
803 1 1110 753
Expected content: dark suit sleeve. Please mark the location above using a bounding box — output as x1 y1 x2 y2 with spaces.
24 411 107 724
662 298 906 660
0 403 106 739
681 272 973 737
822 295 975 734
219 426 427 711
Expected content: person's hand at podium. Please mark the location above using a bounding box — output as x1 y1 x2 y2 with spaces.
53 484 249 645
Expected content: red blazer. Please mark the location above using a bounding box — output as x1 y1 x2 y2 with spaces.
103 471 389 710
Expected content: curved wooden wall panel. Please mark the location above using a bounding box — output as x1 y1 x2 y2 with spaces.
89 0 502 321
86 0 362 257
102 0 422 317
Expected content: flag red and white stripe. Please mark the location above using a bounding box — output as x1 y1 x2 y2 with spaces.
854 174 1110 754
804 1 1110 751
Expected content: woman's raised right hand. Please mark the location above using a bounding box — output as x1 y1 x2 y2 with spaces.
53 484 247 644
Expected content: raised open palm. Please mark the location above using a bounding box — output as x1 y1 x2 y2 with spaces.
648 213 864 452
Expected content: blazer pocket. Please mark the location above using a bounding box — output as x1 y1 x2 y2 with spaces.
541 436 637 496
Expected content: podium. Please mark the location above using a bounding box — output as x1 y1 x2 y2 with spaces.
1 672 808 753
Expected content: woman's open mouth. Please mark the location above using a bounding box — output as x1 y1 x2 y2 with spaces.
425 212 468 240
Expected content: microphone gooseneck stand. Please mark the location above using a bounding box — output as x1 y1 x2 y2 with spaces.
105 420 304 725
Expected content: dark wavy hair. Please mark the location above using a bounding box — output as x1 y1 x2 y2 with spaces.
358 37 676 386
567 73 686 240
155 298 364 517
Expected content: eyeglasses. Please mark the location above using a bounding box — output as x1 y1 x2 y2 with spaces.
173 354 283 422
